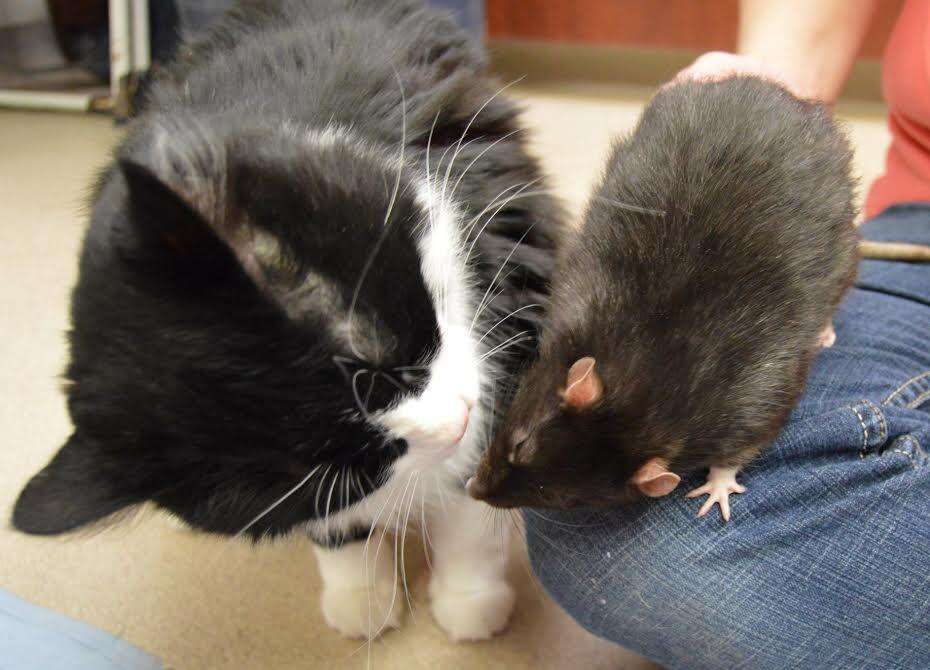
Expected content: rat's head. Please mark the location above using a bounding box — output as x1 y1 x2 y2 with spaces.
467 356 681 509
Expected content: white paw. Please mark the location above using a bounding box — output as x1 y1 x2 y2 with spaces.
686 466 746 522
429 578 516 641
320 581 404 640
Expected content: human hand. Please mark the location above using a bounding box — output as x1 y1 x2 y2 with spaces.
666 51 806 100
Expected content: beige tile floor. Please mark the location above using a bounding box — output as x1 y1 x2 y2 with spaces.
0 83 890 670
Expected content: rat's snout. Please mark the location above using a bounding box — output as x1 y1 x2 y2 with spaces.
466 453 513 503
465 474 487 499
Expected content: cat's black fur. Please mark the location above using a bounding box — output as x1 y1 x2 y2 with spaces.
13 0 562 539
470 77 859 509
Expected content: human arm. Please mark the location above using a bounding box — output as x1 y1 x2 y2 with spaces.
674 0 879 104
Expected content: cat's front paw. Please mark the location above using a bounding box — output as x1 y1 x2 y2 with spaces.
429 577 515 641
320 581 404 640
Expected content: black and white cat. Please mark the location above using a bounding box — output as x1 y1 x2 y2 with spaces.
12 0 563 641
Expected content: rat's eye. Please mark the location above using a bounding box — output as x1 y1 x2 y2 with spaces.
508 429 532 464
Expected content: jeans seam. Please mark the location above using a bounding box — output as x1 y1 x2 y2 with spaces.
907 388 930 410
850 404 869 456
885 435 925 468
883 370 930 407
849 401 889 457
863 399 888 445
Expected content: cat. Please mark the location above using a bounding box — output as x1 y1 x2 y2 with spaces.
12 0 564 641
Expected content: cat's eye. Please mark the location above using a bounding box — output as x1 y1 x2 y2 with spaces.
396 368 429 390
332 355 366 383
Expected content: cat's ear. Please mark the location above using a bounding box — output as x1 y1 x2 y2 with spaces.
12 434 142 535
561 357 603 410
117 125 275 286
117 154 227 261
631 457 681 498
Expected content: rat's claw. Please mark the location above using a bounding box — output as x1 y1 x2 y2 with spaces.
686 466 746 522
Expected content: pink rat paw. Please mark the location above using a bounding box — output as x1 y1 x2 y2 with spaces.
817 323 836 348
686 466 746 522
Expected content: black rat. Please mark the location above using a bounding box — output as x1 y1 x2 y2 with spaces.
468 76 876 521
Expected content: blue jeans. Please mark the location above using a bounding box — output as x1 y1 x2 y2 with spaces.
526 203 930 670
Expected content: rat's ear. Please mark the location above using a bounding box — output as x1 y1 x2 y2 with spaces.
562 357 603 410
632 457 681 498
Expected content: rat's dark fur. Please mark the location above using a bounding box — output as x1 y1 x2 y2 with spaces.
471 77 858 509
13 0 562 539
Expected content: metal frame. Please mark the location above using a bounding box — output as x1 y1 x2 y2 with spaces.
0 0 150 117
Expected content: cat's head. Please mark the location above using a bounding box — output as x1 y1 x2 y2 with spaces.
13 116 482 538
467 356 681 509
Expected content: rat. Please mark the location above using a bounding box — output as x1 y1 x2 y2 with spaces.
467 75 875 521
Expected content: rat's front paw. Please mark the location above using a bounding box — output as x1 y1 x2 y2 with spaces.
817 323 836 348
429 576 515 641
320 580 404 640
686 466 746 522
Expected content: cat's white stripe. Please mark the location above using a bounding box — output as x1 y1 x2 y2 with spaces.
309 175 487 544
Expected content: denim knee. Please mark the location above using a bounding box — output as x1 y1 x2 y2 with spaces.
525 507 763 669
525 496 930 670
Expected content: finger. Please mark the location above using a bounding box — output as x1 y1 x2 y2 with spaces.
698 498 716 517
719 497 731 522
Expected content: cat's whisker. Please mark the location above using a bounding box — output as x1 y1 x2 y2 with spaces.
323 466 341 540
354 479 409 665
357 483 403 665
434 474 449 518
419 484 433 572
462 187 544 280
478 303 542 344
346 65 407 360
479 331 534 362
378 472 416 633
439 77 524 208
461 180 537 246
465 185 562 249
470 226 537 334
590 194 666 217
351 369 371 419
471 285 509 327
523 507 605 530
471 245 529 328
397 474 420 619
313 464 334 517
431 133 482 195
465 185 564 247
233 465 321 538
423 109 441 195
376 370 407 394
449 128 524 203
